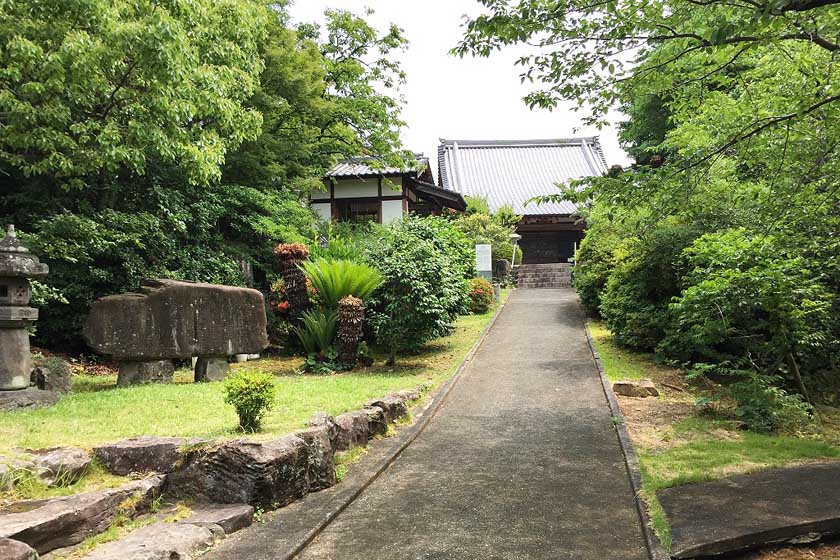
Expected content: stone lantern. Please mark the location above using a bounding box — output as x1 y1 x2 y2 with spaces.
0 225 49 390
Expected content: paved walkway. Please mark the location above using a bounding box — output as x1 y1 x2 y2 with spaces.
299 289 648 559
215 288 650 559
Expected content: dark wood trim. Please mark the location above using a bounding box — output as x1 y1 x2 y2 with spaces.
377 177 382 198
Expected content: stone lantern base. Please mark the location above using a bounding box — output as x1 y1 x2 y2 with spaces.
0 329 33 390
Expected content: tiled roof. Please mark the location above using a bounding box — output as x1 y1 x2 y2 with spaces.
437 138 608 216
328 155 429 178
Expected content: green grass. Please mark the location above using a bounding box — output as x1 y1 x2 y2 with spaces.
0 291 508 452
0 459 127 505
588 320 664 382
588 318 840 550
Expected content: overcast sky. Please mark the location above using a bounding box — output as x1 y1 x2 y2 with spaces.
288 0 631 175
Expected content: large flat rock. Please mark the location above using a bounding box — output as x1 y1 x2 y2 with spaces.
0 476 164 554
658 461 840 558
83 279 268 360
0 388 59 411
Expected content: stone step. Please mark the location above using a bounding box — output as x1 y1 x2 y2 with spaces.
0 476 164 555
81 504 254 559
516 273 572 280
517 282 572 289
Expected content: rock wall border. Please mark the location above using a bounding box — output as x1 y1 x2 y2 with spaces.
578 301 671 560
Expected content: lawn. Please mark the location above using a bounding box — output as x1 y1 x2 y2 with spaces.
0 291 507 452
588 319 840 551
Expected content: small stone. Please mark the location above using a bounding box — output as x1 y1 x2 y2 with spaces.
180 503 254 535
334 411 370 451
612 379 659 398
117 360 174 386
82 521 220 560
0 388 59 411
94 436 193 475
366 395 408 423
194 357 229 382
395 388 422 402
30 358 73 393
364 406 388 437
0 538 37 560
308 412 339 449
31 447 91 486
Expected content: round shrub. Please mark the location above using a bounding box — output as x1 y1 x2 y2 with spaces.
469 278 494 314
273 242 310 262
223 370 276 432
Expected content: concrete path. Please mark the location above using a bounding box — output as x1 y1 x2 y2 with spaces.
212 288 650 559
298 288 648 559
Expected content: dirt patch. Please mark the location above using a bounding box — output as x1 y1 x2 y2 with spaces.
734 538 840 559
618 393 697 451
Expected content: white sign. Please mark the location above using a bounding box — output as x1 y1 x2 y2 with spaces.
475 244 492 273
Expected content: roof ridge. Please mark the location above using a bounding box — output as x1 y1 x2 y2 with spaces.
439 137 600 148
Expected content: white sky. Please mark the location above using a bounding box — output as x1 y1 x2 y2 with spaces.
289 0 632 176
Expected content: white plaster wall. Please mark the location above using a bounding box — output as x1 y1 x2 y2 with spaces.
381 200 405 225
311 186 330 201
333 178 379 198
312 202 332 222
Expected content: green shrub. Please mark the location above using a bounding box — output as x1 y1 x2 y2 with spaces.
223 370 276 432
693 363 812 433
662 229 832 369
299 259 382 309
599 223 699 351
469 278 494 314
572 220 625 314
365 216 471 364
452 212 520 266
292 309 337 357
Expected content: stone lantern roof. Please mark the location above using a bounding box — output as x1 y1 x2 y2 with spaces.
0 225 49 278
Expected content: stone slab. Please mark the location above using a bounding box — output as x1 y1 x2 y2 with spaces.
0 538 37 560
180 504 254 535
83 278 269 360
658 461 840 558
0 475 164 554
82 521 221 559
0 388 59 411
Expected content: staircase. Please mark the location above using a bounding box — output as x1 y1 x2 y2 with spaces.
516 263 573 289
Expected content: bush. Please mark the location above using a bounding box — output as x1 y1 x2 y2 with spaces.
365 216 471 364
453 212 520 266
469 278 494 314
223 370 276 432
599 223 699 351
693 363 812 433
572 219 625 314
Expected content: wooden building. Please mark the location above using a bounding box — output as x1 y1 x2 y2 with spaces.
437 138 608 264
313 156 466 225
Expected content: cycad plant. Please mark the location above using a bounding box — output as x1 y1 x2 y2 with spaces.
292 309 337 356
299 259 382 308
274 243 311 323
299 259 383 368
336 296 365 367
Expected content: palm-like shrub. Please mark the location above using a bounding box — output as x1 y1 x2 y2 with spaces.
274 243 311 322
336 296 365 367
292 309 337 356
299 259 382 309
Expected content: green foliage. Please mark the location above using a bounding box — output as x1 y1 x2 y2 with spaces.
365 216 472 364
453 212 520 264
223 370 276 432
0 2 410 351
692 363 812 433
292 309 337 357
464 195 490 215
299 259 383 309
468 278 494 314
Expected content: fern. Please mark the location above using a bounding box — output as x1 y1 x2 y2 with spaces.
299 259 383 309
292 309 337 355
